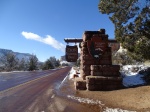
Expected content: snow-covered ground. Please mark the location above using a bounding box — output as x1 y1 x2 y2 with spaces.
121 65 147 87
0 71 30 74
67 65 149 112
69 67 80 79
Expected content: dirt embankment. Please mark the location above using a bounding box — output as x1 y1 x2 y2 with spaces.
77 85 150 111
60 76 150 112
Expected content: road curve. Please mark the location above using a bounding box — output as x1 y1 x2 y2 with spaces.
0 67 71 112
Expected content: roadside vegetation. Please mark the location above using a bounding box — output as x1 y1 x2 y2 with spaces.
0 53 60 72
99 0 150 62
98 0 150 84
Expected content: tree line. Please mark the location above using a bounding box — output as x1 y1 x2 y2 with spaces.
0 53 60 72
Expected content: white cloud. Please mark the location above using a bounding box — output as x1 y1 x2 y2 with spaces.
22 31 42 41
21 31 65 52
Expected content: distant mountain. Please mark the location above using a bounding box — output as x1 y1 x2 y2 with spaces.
0 48 32 61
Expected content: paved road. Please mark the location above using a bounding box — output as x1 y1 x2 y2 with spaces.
0 68 64 91
0 67 72 112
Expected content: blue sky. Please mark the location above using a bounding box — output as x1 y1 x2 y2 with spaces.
0 0 115 62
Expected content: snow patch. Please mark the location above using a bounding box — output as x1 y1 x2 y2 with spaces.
104 107 136 112
69 67 77 79
68 67 81 80
121 65 147 87
67 95 135 112
1 71 29 74
60 61 68 64
67 95 104 105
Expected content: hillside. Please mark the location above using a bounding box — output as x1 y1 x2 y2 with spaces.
0 48 32 62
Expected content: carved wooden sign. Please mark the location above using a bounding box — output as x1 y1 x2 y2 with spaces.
66 45 78 62
87 37 108 59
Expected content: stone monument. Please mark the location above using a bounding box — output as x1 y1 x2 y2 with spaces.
65 29 123 91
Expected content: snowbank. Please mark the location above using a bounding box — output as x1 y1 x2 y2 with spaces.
69 67 76 79
60 61 68 65
68 67 80 79
0 71 29 74
121 65 147 87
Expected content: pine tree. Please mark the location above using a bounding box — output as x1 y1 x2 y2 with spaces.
28 54 38 71
49 56 58 68
98 0 150 61
18 58 27 71
3 53 19 71
42 59 54 70
55 59 60 67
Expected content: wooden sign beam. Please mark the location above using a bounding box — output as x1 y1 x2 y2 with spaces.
64 38 118 43
64 38 82 43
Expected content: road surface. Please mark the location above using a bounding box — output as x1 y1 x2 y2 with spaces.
0 68 63 91
0 67 101 112
0 67 72 112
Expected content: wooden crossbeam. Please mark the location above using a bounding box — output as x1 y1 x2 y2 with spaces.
64 38 82 43
64 38 118 43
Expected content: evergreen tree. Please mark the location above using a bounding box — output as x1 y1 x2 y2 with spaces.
3 53 19 71
49 56 58 68
112 51 138 65
42 59 54 70
55 59 60 67
98 0 150 61
18 58 27 71
28 54 38 71
37 62 44 70
24 60 30 71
